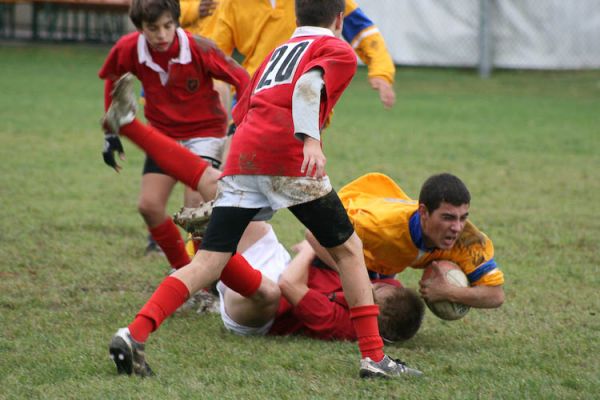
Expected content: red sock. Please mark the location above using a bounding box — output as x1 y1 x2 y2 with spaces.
128 276 190 343
219 253 262 297
149 218 190 269
121 120 208 189
350 305 385 362
192 239 201 254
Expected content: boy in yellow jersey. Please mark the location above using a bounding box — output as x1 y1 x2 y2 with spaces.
308 173 505 310
208 0 396 108
179 0 219 37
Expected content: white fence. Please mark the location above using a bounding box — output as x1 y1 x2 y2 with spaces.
357 0 600 69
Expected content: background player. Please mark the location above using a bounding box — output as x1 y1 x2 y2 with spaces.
208 0 397 108
99 0 249 270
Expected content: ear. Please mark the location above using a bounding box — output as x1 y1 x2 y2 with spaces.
418 203 429 218
334 12 343 31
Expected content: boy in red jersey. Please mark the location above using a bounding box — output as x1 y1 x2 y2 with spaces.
105 0 422 379
99 0 249 271
212 229 424 343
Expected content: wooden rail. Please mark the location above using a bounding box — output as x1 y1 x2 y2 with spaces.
0 0 131 42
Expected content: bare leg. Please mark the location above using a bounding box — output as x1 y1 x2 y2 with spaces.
172 250 232 294
223 278 280 327
324 232 374 308
138 173 177 227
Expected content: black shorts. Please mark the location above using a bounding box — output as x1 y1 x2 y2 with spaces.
142 155 221 175
200 190 354 253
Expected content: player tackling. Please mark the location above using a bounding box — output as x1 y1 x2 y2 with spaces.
104 0 422 379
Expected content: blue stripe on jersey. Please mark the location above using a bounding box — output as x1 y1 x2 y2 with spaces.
467 259 498 283
342 8 374 43
409 211 429 252
368 270 396 280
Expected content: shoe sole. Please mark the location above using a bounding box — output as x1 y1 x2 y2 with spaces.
109 336 133 375
359 368 422 379
359 369 387 379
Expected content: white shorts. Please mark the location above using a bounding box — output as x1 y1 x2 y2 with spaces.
179 137 225 164
214 175 332 211
217 226 291 336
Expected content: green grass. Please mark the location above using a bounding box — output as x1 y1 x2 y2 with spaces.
1 43 599 399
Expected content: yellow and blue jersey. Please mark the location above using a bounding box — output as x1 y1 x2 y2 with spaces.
339 173 504 287
342 1 395 84
208 0 394 83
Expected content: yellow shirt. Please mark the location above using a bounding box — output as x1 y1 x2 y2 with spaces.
179 0 219 37
339 173 504 287
208 0 395 83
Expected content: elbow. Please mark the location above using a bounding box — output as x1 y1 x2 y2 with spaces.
278 276 293 298
490 287 505 308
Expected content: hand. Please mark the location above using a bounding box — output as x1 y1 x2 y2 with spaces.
300 136 326 178
102 133 125 172
291 240 313 255
199 0 218 18
418 261 455 303
369 77 396 109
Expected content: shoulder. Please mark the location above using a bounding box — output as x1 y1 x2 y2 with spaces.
315 35 353 53
308 36 356 67
456 221 492 250
344 0 359 14
115 31 140 48
189 33 222 53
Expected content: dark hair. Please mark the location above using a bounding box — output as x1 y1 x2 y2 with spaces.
418 173 471 213
295 0 345 27
129 0 180 29
377 287 425 342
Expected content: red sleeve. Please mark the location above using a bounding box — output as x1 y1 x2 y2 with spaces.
103 79 114 111
191 35 250 99
292 289 357 341
231 61 264 126
98 36 135 81
99 34 138 112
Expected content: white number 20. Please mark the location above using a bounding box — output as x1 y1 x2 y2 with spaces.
255 40 313 93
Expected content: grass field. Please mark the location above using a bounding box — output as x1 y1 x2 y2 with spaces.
1 44 599 399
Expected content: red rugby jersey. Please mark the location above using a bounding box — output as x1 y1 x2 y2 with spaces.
223 27 357 177
99 28 249 140
269 264 400 341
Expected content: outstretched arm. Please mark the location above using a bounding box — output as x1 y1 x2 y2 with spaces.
278 241 315 306
343 1 396 108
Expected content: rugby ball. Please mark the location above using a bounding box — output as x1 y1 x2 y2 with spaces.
421 261 470 321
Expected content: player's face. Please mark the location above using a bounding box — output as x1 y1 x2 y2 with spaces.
141 12 177 52
420 202 470 250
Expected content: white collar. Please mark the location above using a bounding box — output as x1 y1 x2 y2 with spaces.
137 27 191 84
292 26 335 38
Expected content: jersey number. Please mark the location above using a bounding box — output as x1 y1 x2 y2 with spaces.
255 40 312 93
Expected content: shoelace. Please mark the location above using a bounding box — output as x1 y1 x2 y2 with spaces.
388 357 409 371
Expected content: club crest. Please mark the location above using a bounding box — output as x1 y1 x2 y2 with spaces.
186 78 200 92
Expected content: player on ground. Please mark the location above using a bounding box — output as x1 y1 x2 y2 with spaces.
308 173 506 309
211 224 425 343
104 0 422 379
102 94 425 343
99 0 249 270
209 0 396 108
